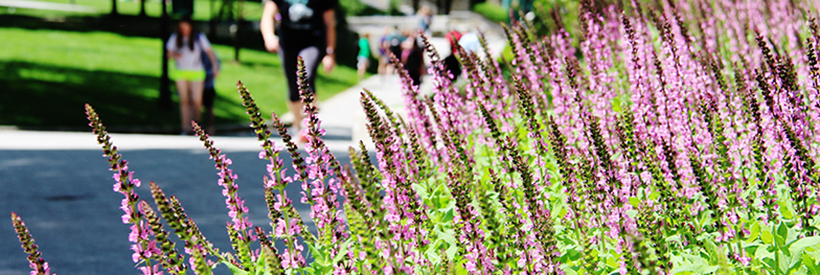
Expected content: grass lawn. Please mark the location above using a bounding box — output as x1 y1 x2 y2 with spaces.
0 27 361 130
0 0 264 21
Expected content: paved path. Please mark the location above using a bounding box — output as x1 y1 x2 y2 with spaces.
0 130 358 275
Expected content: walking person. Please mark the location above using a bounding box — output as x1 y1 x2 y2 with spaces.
260 0 336 135
201 44 221 134
418 5 432 36
357 32 371 80
166 16 219 135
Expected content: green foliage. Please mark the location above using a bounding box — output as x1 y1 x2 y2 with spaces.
472 2 508 23
0 27 359 128
0 0 265 20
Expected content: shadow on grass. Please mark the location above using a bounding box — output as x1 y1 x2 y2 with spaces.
0 61 247 132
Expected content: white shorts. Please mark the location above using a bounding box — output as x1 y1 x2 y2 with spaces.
357 56 369 69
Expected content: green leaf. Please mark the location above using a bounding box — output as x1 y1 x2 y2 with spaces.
802 252 820 274
776 222 789 247
438 229 457 245
670 263 719 274
414 183 429 201
606 255 619 268
551 204 564 220
780 201 795 219
628 197 641 208
425 240 443 265
558 206 568 220
789 236 820 256
222 261 249 275
788 250 806 273
332 240 350 264
762 230 774 244
560 264 579 275
762 257 777 271
755 244 774 260
748 221 761 241
305 241 327 267
446 244 458 263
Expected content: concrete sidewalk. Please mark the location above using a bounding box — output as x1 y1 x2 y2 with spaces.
0 0 98 12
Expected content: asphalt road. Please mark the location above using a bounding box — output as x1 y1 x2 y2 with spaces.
0 130 360 274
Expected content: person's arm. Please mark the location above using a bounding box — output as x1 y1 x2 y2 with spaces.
198 34 220 77
166 33 179 59
261 1 279 53
322 8 336 72
205 49 219 77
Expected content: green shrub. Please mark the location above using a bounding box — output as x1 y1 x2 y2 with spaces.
472 2 508 23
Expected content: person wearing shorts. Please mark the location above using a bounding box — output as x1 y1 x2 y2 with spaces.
201 46 219 134
260 0 337 134
166 16 219 135
357 32 371 80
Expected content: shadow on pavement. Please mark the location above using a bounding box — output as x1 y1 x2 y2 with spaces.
0 145 369 274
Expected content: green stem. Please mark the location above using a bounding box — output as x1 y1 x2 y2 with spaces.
774 222 781 275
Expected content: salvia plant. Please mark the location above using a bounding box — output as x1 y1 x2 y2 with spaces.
10 0 820 274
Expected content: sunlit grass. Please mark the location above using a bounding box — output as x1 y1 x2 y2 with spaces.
0 27 360 128
0 0 265 20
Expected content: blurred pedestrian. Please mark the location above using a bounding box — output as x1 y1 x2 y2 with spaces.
418 5 432 35
386 26 404 74
378 26 391 76
201 43 221 134
459 31 481 54
443 30 462 81
401 31 424 86
260 0 337 136
166 15 219 135
357 32 371 80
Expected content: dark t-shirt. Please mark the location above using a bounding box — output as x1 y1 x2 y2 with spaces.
443 54 461 80
269 0 336 48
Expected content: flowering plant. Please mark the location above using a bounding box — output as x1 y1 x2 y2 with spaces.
10 0 820 274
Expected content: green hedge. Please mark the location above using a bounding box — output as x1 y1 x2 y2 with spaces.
472 2 508 23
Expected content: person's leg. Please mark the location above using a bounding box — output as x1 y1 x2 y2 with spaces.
377 56 385 75
294 46 323 143
357 57 365 80
299 46 322 98
176 79 192 133
190 80 204 127
280 46 304 131
203 86 216 134
287 101 305 129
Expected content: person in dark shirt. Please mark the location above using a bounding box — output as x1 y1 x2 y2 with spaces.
401 31 424 87
443 30 462 81
260 0 337 133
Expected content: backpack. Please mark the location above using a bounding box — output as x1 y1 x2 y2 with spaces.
197 33 220 84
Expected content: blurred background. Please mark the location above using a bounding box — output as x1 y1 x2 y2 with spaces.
0 0 574 133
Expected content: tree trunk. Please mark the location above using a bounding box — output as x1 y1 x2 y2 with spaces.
110 0 118 16
232 0 243 62
233 21 241 62
139 0 147 17
159 0 172 110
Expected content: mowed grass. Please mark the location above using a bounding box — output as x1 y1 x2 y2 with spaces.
0 0 264 21
0 27 360 129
